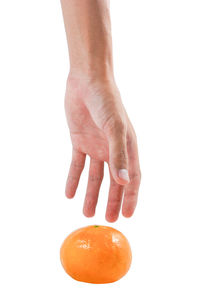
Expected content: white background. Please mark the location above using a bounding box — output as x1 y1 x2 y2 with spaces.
0 0 200 299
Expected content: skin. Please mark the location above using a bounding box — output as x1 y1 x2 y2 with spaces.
61 0 141 222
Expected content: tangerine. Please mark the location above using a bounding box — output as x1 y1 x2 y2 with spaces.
60 225 132 284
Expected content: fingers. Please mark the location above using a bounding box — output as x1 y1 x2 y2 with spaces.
83 159 104 217
65 149 86 198
122 172 141 217
106 169 124 222
104 118 130 185
122 135 141 217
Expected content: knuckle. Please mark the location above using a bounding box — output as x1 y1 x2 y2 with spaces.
88 174 103 182
71 161 84 170
108 198 121 207
127 190 138 198
117 149 128 161
104 116 126 136
127 133 134 150
114 119 125 134
84 195 94 204
129 170 141 182
67 175 79 182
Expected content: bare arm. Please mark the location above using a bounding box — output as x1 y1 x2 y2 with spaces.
61 0 113 78
61 0 141 222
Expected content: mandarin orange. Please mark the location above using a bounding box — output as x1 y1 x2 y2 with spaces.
60 225 132 284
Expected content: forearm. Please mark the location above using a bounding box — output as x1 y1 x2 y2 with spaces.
60 0 114 80
62 0 141 220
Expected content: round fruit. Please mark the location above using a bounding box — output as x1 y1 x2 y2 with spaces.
60 225 132 284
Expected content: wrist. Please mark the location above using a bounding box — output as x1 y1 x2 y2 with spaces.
69 59 114 83
67 69 120 106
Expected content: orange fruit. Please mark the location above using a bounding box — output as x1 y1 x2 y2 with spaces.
60 225 132 284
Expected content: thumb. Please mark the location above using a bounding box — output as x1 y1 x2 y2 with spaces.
105 119 130 185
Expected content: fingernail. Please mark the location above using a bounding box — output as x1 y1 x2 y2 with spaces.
118 169 130 182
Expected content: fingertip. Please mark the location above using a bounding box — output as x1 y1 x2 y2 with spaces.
65 192 74 199
122 205 137 218
105 210 120 223
122 210 134 218
83 208 95 218
65 184 75 198
83 198 96 218
105 215 118 223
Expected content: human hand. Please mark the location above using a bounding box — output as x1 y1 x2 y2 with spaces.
65 76 141 222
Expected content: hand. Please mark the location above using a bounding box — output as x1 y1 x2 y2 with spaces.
65 75 141 222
